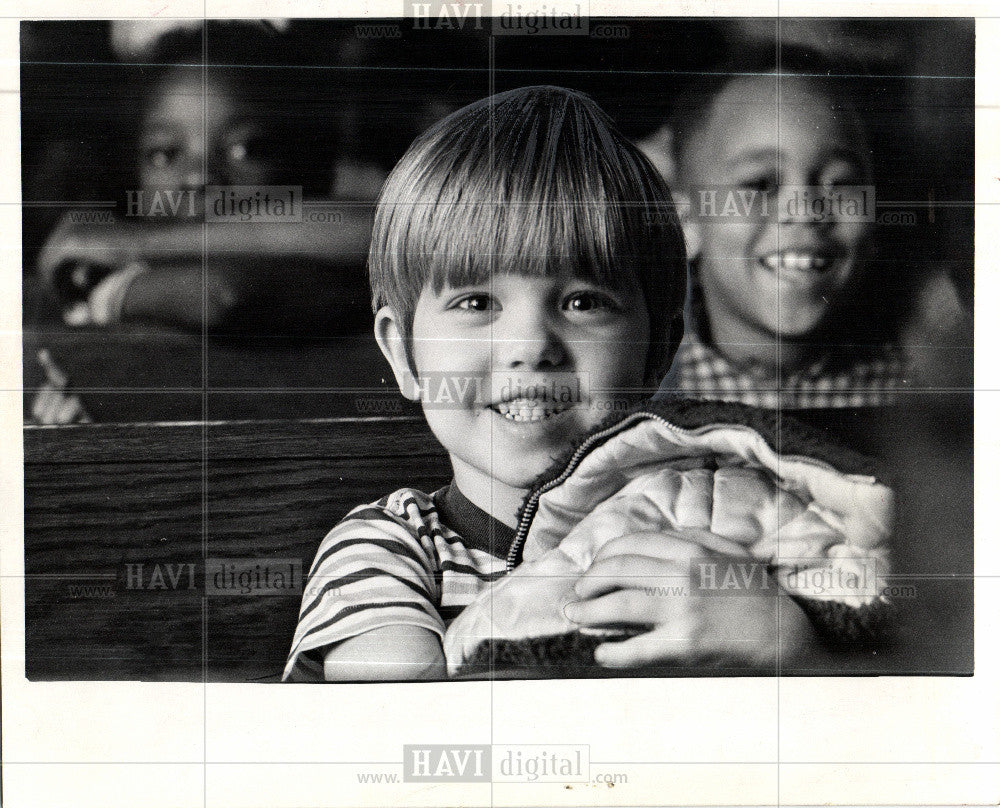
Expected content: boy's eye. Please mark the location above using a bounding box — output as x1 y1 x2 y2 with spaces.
227 142 248 163
453 294 497 312
563 290 616 313
736 174 779 195
225 138 265 164
223 132 282 166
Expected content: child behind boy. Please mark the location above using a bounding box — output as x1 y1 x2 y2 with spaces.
36 21 370 336
644 45 909 408
284 85 892 682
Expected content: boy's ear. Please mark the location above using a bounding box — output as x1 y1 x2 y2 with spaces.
374 306 420 402
671 188 701 261
636 123 677 184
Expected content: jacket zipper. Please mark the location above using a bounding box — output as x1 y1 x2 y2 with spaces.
504 409 852 573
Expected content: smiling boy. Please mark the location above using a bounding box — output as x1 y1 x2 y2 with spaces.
385 271 651 535
653 46 908 407
284 80 901 684
283 85 690 681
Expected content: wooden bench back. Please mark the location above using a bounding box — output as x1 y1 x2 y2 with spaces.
23 403 975 680
24 417 450 681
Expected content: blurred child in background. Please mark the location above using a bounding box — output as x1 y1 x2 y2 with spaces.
644 46 911 408
31 21 385 423
36 21 372 337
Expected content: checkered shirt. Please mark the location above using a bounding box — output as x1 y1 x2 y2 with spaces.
664 333 910 409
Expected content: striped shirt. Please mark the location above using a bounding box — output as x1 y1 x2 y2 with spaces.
283 482 513 682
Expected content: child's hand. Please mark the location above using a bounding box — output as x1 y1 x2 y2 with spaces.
36 211 152 327
31 350 92 425
562 531 813 668
37 212 136 291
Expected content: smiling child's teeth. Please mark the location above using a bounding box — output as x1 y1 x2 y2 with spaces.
495 397 564 422
762 252 830 272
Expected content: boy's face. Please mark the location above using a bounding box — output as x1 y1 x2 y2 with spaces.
138 68 283 216
679 74 873 343
381 272 649 499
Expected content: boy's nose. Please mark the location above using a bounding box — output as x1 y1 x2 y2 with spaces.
182 173 203 191
181 153 222 189
776 185 835 231
493 315 566 370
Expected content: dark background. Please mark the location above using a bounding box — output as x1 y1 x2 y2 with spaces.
20 18 974 424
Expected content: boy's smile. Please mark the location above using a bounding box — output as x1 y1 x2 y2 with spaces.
491 389 574 422
378 272 650 525
679 74 873 357
758 246 843 280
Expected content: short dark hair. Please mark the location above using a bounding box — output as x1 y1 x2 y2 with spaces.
670 43 871 178
368 85 688 383
134 21 338 195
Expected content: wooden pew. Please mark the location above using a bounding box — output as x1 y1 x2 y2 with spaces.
23 416 450 681
23 325 407 423
23 400 974 681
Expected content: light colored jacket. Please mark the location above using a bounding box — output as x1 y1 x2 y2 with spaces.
444 402 894 673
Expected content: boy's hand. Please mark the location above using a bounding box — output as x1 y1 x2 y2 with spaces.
562 531 813 668
31 350 92 425
37 212 136 290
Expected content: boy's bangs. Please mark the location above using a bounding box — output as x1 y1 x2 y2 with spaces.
417 85 665 295
423 196 643 295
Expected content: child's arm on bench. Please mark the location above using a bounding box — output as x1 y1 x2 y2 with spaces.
115 257 368 334
38 208 373 280
323 625 446 681
284 494 453 683
36 210 373 333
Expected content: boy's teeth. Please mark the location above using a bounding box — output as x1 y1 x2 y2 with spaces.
761 252 830 272
494 397 565 422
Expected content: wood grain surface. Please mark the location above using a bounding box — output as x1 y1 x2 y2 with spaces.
23 400 974 681
23 319 414 423
24 417 450 681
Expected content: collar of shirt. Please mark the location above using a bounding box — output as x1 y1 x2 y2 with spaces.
672 331 907 408
661 267 908 408
433 480 517 559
